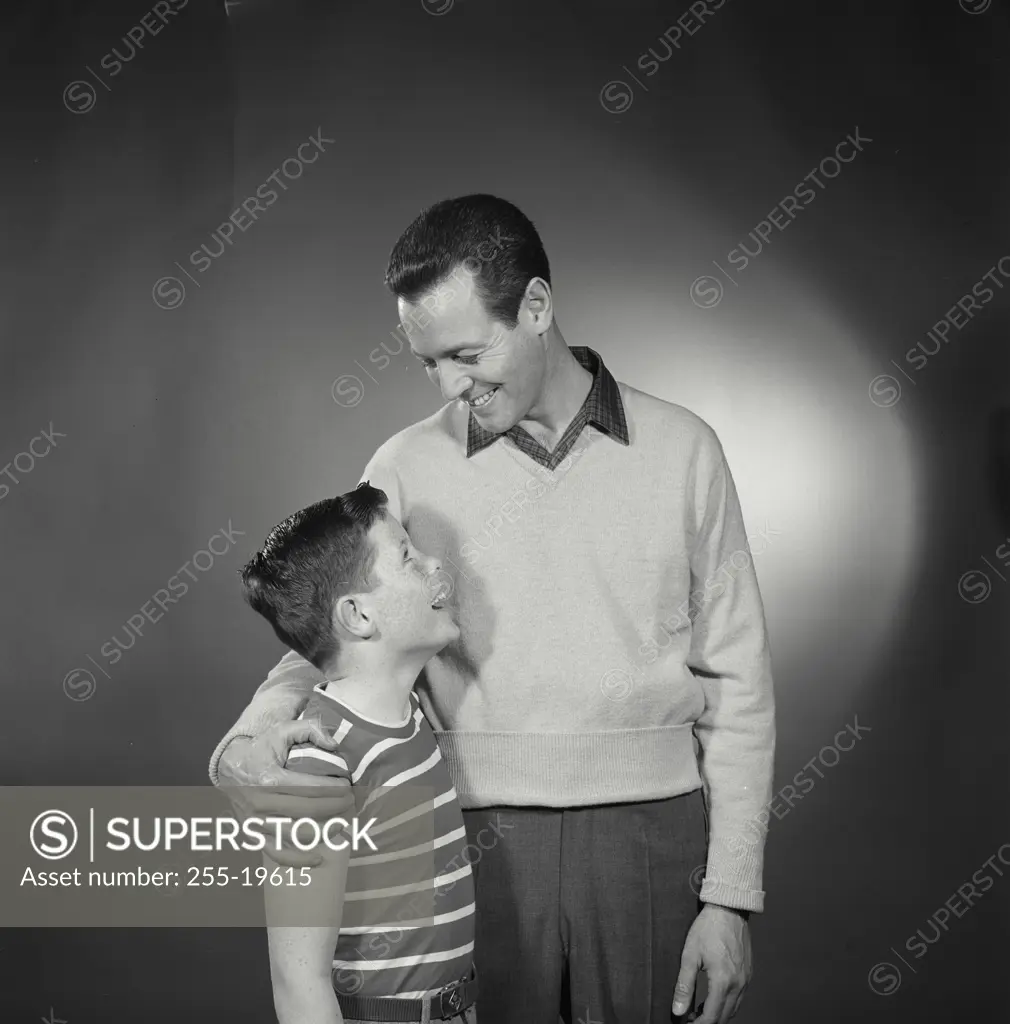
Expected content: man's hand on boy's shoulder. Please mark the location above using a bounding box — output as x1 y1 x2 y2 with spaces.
217 719 355 868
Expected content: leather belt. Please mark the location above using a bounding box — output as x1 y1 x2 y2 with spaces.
334 966 477 1021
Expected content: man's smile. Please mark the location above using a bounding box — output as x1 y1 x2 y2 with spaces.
466 386 500 409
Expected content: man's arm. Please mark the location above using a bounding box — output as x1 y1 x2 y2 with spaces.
208 650 323 786
686 433 776 915
672 430 775 1022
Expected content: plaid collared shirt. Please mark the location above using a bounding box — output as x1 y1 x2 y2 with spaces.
465 346 630 469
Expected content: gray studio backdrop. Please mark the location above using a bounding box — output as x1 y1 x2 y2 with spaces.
1 0 1008 1021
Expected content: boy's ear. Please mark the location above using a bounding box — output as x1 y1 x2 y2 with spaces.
333 593 376 640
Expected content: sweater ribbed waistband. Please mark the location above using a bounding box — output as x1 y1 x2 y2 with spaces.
433 724 701 809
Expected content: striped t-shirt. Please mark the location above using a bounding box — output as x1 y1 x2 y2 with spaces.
285 683 475 1000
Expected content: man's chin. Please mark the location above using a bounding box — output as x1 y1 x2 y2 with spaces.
470 391 515 432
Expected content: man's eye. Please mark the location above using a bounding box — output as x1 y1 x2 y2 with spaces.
456 355 479 365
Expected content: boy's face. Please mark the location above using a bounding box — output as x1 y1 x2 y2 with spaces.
351 513 459 654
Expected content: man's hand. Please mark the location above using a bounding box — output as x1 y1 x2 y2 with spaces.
217 721 356 868
672 904 752 1023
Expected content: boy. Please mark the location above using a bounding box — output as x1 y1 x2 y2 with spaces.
239 482 478 1024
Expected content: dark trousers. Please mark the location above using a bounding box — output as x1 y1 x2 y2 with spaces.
461 789 708 1024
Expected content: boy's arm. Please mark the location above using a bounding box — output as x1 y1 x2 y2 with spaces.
208 649 324 786
264 750 354 1024
265 844 351 1024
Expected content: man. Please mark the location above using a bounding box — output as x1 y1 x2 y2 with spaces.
210 194 775 1024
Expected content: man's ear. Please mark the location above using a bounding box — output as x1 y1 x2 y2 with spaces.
333 593 376 640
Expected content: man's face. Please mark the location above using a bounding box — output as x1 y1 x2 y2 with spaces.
349 513 459 655
400 270 547 434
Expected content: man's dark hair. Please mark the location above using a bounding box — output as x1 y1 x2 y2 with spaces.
384 193 551 329
239 483 389 672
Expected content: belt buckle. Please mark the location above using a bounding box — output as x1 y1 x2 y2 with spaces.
437 980 464 1018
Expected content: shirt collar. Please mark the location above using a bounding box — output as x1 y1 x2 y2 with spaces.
466 346 629 458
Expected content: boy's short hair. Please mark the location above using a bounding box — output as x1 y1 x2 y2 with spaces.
240 483 389 671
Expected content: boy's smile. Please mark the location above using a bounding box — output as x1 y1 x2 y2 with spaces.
355 514 460 651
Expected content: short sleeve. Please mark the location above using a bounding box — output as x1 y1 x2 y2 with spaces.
284 741 351 782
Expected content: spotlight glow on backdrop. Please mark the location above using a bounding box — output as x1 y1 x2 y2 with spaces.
570 282 924 711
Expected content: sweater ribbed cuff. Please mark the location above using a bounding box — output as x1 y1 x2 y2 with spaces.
699 878 765 914
698 827 766 913
208 712 282 786
207 730 256 788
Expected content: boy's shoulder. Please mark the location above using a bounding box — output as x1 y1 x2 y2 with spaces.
284 689 427 782
282 690 352 781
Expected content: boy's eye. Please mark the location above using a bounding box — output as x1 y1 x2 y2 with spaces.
456 354 479 365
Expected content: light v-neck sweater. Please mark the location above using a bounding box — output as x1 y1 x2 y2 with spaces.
210 383 775 912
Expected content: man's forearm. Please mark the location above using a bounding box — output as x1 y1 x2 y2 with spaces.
695 676 775 914
706 903 750 922
208 649 322 785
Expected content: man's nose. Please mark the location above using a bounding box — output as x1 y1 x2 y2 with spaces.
439 365 473 402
